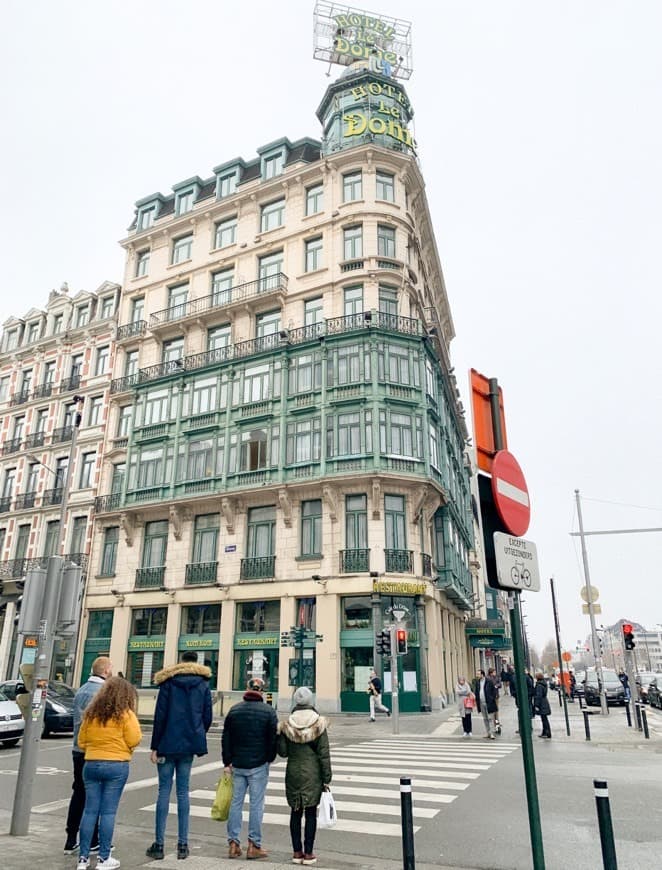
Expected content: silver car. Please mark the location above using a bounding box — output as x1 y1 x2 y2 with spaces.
0 690 24 748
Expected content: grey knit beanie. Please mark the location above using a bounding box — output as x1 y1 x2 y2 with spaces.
293 686 314 707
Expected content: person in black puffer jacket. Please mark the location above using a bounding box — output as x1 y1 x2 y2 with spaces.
533 672 552 739
146 651 213 860
222 677 278 860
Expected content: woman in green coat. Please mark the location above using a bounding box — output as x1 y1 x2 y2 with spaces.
277 687 332 866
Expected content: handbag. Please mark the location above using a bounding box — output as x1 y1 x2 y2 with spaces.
211 772 233 822
463 695 475 710
318 789 337 829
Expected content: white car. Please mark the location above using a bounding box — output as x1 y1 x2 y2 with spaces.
0 690 24 748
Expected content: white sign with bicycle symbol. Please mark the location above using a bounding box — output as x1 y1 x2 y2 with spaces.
493 532 541 592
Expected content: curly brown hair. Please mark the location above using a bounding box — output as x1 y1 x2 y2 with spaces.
83 676 137 726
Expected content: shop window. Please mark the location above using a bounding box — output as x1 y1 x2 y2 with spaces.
131 606 167 636
341 647 373 692
296 597 316 631
237 599 280 633
233 648 278 692
182 603 221 635
86 609 114 638
127 650 164 688
342 596 372 629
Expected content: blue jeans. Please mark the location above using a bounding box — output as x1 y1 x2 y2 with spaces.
80 761 130 860
155 755 194 845
227 762 270 848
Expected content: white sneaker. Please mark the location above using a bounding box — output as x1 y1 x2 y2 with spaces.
77 860 89 870
97 857 120 870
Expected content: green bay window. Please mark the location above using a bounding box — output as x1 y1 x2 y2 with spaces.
290 352 321 394
190 376 216 415
185 438 213 480
326 409 372 458
137 447 164 488
286 418 321 464
228 425 278 474
379 410 422 459
143 388 170 425
301 500 322 557
327 341 370 386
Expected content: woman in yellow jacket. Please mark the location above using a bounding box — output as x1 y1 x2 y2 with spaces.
76 677 142 870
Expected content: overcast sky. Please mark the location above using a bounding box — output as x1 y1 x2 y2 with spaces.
2 1 660 657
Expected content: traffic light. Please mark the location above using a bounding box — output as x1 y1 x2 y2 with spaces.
376 629 391 656
396 627 408 655
623 623 635 650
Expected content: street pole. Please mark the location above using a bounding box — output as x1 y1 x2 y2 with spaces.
10 397 83 836
575 490 608 715
390 624 399 735
509 592 545 869
550 578 571 737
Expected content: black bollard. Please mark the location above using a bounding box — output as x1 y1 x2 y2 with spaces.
400 777 415 870
634 702 642 731
641 707 650 739
593 779 618 869
583 709 591 741
578 693 584 710
624 702 632 728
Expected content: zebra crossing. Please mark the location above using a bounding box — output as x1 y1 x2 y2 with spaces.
139 737 519 837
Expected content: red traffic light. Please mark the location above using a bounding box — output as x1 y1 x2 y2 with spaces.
622 623 633 634
396 628 406 641
396 628 407 655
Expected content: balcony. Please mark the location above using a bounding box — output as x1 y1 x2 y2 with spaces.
0 558 28 579
185 562 218 585
385 549 413 573
94 492 123 513
65 553 88 573
339 548 370 573
25 432 45 449
135 566 166 589
0 497 11 514
421 553 433 577
110 372 141 395
2 438 23 456
116 320 147 341
437 569 473 610
59 375 81 394
150 273 289 328
9 390 30 407
32 383 53 400
15 492 36 510
43 488 63 506
240 556 276 582
52 426 73 444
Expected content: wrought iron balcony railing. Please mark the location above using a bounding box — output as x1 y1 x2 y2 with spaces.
185 562 218 585
59 375 81 394
385 549 414 573
240 556 276 582
32 383 53 400
116 320 147 341
14 492 36 510
25 432 45 449
9 390 30 407
0 497 12 514
110 372 141 394
339 548 370 573
135 566 166 588
94 492 123 513
65 553 88 572
0 558 28 578
2 438 23 456
421 553 433 577
42 488 63 506
52 426 73 444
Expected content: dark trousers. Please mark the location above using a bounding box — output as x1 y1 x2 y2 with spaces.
540 715 551 737
65 752 99 846
289 806 317 855
461 712 472 734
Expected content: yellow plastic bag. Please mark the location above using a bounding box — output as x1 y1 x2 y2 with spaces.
211 772 233 822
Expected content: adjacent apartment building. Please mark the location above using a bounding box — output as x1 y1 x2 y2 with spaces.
77 63 479 713
0 283 120 682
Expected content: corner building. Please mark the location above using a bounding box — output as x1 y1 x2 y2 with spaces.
81 64 476 713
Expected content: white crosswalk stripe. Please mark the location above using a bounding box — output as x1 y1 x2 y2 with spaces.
139 736 518 837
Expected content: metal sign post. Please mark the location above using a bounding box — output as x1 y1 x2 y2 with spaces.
550 577 571 737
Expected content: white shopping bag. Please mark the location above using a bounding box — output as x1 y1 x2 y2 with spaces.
318 790 337 829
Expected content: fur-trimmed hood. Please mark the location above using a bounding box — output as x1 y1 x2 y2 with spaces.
278 708 329 743
154 661 211 685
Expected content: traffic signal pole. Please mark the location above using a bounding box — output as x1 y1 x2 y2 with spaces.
10 398 83 836
390 625 399 735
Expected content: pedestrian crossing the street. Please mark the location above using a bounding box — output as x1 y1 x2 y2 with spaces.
139 737 519 837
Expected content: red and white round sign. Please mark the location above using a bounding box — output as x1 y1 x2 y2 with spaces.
491 449 530 537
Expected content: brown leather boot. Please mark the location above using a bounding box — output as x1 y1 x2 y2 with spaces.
247 840 268 859
228 841 242 859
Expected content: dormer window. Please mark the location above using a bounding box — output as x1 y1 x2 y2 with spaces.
75 306 89 328
52 314 63 334
100 296 115 319
218 172 237 199
263 152 285 180
26 322 40 344
4 329 19 352
139 207 156 230
176 189 195 216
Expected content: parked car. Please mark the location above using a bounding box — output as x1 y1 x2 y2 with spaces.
635 672 658 704
583 668 625 706
0 680 75 737
573 670 586 698
0 690 24 748
647 678 662 710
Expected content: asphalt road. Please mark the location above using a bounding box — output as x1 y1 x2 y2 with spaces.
0 700 661 869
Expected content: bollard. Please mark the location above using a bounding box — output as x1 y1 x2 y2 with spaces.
593 779 618 869
641 707 650 739
578 693 584 710
583 709 591 741
400 776 415 870
558 689 562 707
624 702 632 728
634 702 642 731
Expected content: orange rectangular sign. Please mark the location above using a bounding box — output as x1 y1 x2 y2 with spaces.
470 369 508 473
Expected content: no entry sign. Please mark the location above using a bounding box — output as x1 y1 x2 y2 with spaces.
491 450 530 536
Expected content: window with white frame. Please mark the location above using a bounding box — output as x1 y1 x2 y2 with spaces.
0 376 8 402
286 418 321 464
211 269 234 305
172 234 193 264
76 305 89 327
343 225 362 260
95 345 110 376
117 405 132 437
306 183 323 215
343 171 362 202
168 284 188 317
258 251 283 291
243 363 271 404
100 296 114 319
214 215 237 249
256 310 281 339
304 297 324 327
260 198 285 232
290 352 321 394
378 224 396 258
208 324 231 350
143 389 169 425
263 152 285 179
185 438 213 480
218 172 237 198
88 396 103 426
191 376 217 415
162 337 184 364
135 250 150 277
79 452 96 489
376 171 395 202
343 285 363 317
305 236 323 272
137 448 163 488
176 189 195 216
139 207 155 230
27 322 40 343
125 349 139 377
52 314 63 334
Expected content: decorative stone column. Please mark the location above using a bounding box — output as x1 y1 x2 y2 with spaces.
415 595 431 711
